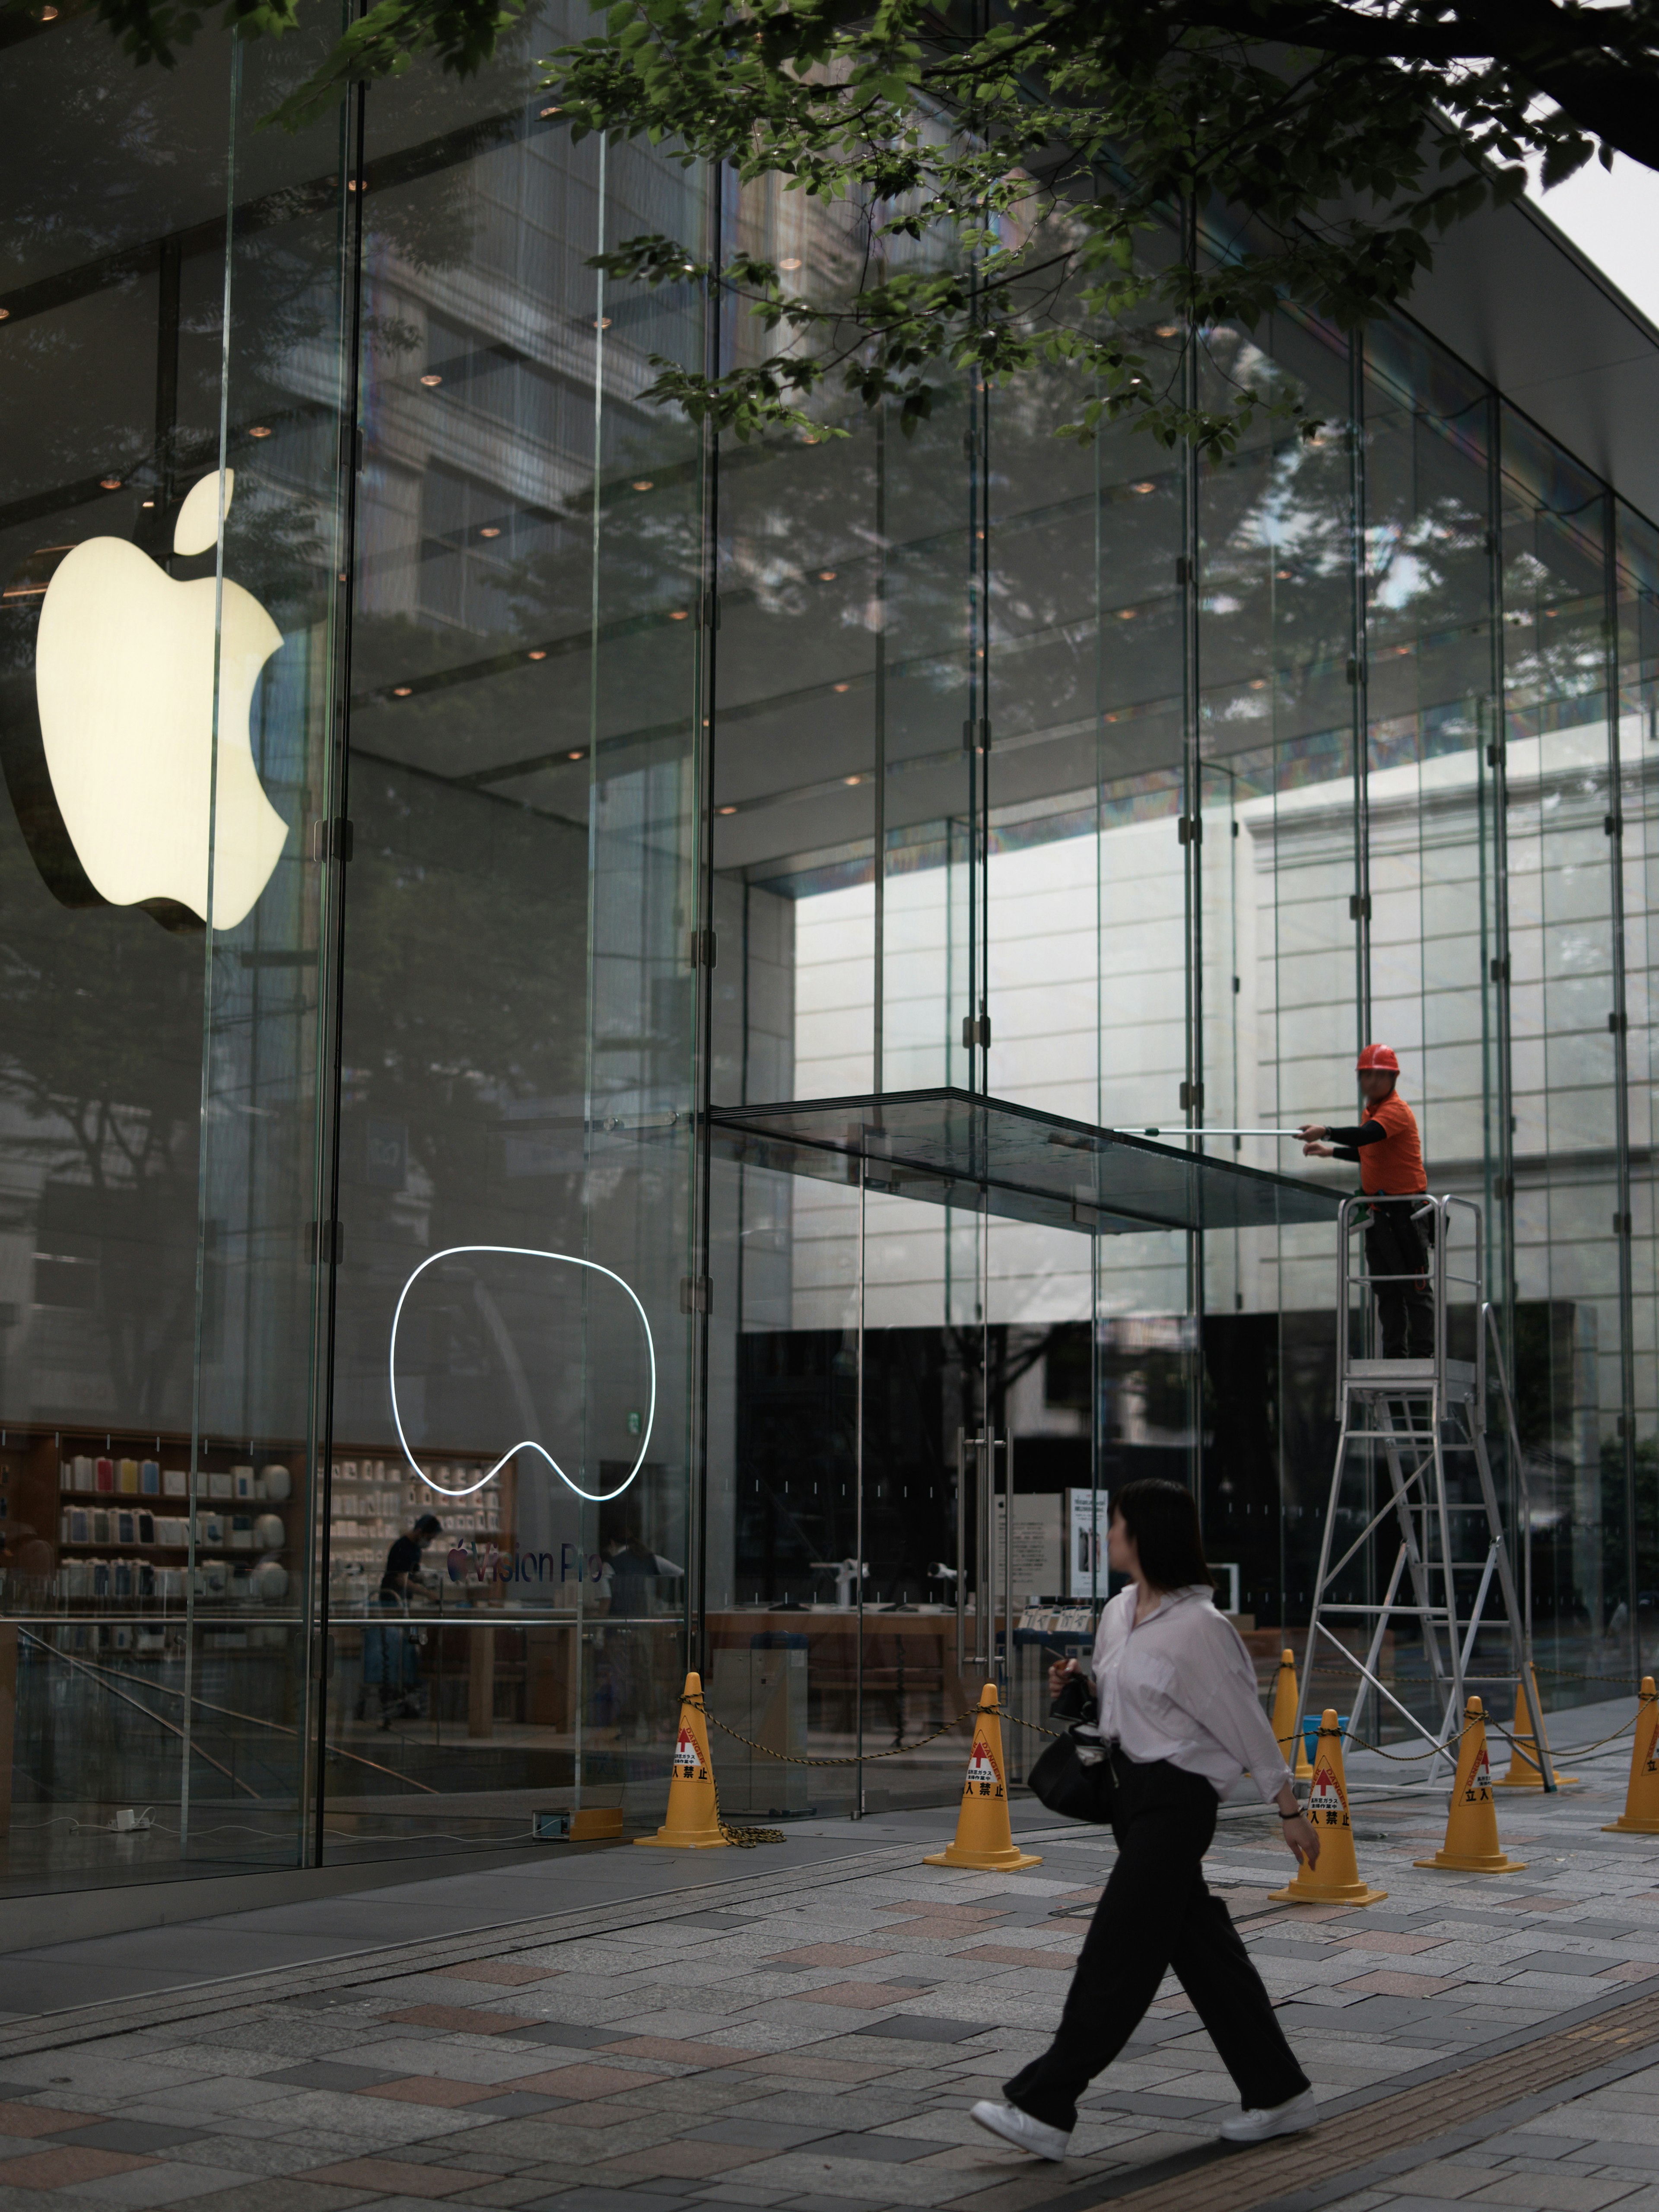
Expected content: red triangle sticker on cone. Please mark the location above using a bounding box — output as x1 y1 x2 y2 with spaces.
1307 1759 1344 1816
965 1736 1000 1788
672 1724 703 1777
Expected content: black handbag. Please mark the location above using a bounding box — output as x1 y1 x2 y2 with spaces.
1027 1726 1116 1822
1027 1672 1116 1823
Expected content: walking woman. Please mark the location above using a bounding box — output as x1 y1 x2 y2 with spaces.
973 1478 1320 2161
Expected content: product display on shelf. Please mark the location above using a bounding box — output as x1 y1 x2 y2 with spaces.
327 1456 505 1587
18 1433 308 1611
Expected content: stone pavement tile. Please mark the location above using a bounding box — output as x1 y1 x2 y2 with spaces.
733 2055 893 2085
1337 1971 1468 1998
432 1965 561 1988
1595 1965 1657 1985
358 2077 515 2109
518 2190 687 2211
763 1947 902 1970
776 1983 922 2010
496 2065 667 2098
0 2101 104 2138
463 2094 571 2119
1380 2162 1494 2200
302 2157 483 2196
1579 2152 1659 2176
589 2140 776 2178
601 2038 765 2069
382 2009 537 2036
1329 1932 1457 1956
65 2158 257 2207
687 2119 839 2151
955 1949 1074 1971
851 2019 995 2044
1485 2139 1599 2163
131 2184 373 2212
0 2145 155 2188
701 2151 966 2203
169 2136 363 2179
497 2025 631 2053
781 2198 915 2212
444 2185 549 2207
797 2133 954 2164
57 2120 210 2154
1468 2179 1643 2210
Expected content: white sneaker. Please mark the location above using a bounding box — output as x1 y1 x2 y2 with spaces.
1217 2088 1319 2144
970 2100 1071 2161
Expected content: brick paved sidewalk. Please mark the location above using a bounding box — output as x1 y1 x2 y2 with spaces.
0 1709 1652 2212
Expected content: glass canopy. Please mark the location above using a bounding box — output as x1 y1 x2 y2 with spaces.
709 1087 1345 1237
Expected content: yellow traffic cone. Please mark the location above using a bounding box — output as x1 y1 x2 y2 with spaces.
1270 1710 1387 1907
1494 1666 1577 1789
1603 1677 1659 1834
1270 1648 1313 1781
1415 1697 1526 1872
635 1672 727 1850
924 1683 1042 1872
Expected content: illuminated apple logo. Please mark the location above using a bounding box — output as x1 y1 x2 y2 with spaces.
0 470 287 931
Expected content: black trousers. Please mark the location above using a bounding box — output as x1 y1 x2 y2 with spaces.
1004 1757 1309 2133
1364 1199 1434 1358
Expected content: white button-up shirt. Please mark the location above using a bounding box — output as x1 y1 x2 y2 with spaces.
1086 1583 1291 1804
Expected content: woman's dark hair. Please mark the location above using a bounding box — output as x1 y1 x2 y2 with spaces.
1112 1479 1214 1595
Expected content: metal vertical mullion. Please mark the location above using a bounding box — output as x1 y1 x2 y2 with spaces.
874 404 887 1095
1606 492 1639 1683
1351 340 1372 1051
1180 196 1204 1507
1483 388 1519 1622
686 160 723 1685
855 1154 865 1814
302 74 368 1874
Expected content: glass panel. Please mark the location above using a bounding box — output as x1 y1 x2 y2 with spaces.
321 41 702 1853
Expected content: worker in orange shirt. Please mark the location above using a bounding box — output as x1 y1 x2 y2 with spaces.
1299 1045 1431 1358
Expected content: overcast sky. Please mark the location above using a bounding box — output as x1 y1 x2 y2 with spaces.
1530 155 1659 327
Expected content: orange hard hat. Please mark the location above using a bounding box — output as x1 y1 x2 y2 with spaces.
1356 1042 1399 1073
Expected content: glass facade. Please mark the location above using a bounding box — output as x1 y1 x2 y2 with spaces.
0 8 1653 1891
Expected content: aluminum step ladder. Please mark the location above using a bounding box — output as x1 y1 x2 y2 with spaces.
1290 1193 1552 1789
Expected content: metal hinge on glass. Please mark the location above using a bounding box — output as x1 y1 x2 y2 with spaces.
1486 740 1506 769
1345 657 1364 686
962 717 991 753
1177 816 1202 845
961 1013 991 1049
1609 1010 1628 1035
309 1218 343 1266
1494 1174 1516 1201
686 926 717 970
1179 1080 1204 1111
680 1274 711 1315
311 817 353 864
1349 892 1371 921
1605 812 1624 838
1614 1212 1634 1237
1490 954 1510 983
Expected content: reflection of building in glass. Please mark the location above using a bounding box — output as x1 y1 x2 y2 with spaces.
0 0 1654 1899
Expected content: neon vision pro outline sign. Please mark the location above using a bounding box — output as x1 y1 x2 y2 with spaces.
389 1245 656 1501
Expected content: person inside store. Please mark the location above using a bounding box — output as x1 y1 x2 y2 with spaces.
1298 1042 1433 1358
970 1478 1320 2163
366 1511 443 1728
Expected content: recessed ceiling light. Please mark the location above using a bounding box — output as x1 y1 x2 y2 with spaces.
1276 569 1290 579
833 682 849 693
99 477 122 490
1117 606 1136 619
248 425 272 438
420 373 442 387
1249 678 1266 690
1131 481 1154 494
0 309 9 321
1156 323 1179 337
141 499 155 509
392 686 413 697
540 104 561 117
594 317 611 330
780 258 802 271
718 804 737 814
669 609 689 621
844 774 861 785
818 569 836 581
632 480 653 491
568 750 584 760
480 526 500 538
39 6 58 18
528 649 547 661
